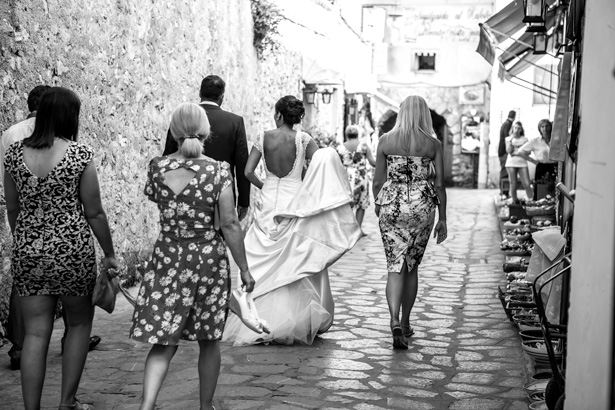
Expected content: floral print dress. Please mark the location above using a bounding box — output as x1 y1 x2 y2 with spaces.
375 156 438 274
130 156 232 345
337 142 370 210
4 141 97 296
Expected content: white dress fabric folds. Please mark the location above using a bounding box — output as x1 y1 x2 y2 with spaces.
223 135 362 346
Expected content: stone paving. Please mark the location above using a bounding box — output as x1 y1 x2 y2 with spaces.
0 189 532 410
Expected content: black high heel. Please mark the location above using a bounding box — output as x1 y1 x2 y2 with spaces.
390 319 408 350
401 324 415 338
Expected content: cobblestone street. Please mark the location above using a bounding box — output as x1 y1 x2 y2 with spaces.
0 189 531 410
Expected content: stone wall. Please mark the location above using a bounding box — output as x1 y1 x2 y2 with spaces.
0 0 301 324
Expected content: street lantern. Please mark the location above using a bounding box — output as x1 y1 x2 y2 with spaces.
321 89 333 104
526 22 547 33
533 33 548 55
304 88 316 104
523 0 546 23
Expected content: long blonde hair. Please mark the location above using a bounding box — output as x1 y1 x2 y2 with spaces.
390 95 436 152
170 103 210 158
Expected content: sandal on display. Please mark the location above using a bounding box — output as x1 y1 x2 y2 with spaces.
390 319 408 350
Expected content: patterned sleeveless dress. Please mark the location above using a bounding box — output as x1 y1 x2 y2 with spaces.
376 156 438 274
337 141 370 210
4 141 97 296
130 156 232 345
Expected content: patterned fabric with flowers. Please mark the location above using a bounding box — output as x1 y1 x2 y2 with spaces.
130 156 233 345
4 140 97 296
376 155 437 275
337 142 370 209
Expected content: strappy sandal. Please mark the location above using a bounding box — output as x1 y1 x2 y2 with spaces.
390 319 408 350
401 325 415 338
59 399 92 410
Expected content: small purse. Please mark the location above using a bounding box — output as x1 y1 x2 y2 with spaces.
229 287 270 334
92 268 120 314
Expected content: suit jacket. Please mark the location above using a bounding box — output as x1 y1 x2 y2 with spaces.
498 119 513 157
163 103 250 207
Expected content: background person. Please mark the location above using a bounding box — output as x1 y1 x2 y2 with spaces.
337 124 376 228
505 121 533 203
515 119 557 200
498 110 516 198
373 95 447 350
3 86 118 410
130 103 254 410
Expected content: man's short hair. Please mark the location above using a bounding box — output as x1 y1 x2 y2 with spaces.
508 110 516 119
27 85 51 112
199 75 225 100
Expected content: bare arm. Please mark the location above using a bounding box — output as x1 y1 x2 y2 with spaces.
433 141 448 244
79 162 119 271
506 138 514 154
366 145 376 167
244 147 264 190
305 138 319 161
219 186 255 292
4 171 19 233
515 151 537 164
372 138 387 200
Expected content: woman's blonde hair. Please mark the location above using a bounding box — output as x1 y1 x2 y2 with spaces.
170 103 210 158
390 95 436 151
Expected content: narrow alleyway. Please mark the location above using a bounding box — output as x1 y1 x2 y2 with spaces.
0 189 530 410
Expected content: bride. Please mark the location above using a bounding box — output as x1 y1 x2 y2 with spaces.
222 95 362 345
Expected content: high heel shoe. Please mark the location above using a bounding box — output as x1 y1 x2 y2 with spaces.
229 288 270 334
390 319 408 350
401 324 415 338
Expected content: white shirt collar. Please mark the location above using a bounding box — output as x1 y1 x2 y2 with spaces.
200 101 219 107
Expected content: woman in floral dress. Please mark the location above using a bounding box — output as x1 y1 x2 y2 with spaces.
130 103 255 410
373 96 448 349
337 125 376 228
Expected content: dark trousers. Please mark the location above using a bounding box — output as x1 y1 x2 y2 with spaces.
499 154 509 195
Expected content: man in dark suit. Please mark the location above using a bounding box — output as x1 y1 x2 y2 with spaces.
163 75 250 220
498 110 516 198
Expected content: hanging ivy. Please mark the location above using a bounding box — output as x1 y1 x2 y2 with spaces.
250 0 282 59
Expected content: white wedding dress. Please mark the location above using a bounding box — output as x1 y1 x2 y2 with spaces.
223 132 362 345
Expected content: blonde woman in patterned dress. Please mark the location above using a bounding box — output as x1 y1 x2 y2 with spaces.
373 96 447 349
130 103 255 410
337 124 376 228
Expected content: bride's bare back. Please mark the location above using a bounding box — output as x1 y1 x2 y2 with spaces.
263 128 298 178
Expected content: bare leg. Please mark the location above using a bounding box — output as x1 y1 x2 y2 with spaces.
386 262 408 348
59 295 94 406
400 262 418 331
198 340 220 410
20 295 57 410
355 208 365 227
139 344 178 410
518 167 533 200
506 167 518 203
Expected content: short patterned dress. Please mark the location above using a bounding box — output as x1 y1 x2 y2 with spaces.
337 142 370 209
4 141 97 296
375 156 438 274
130 156 232 345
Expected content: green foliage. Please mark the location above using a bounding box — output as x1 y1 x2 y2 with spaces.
250 0 282 59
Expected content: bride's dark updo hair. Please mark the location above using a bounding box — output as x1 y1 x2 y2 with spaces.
275 95 305 127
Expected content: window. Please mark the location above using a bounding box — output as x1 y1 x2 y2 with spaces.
415 52 436 71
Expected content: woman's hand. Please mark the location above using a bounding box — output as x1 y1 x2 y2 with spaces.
102 255 120 277
433 221 447 244
240 269 255 293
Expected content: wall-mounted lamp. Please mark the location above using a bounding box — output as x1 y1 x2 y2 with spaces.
321 89 333 104
304 88 317 104
523 0 546 24
533 33 548 55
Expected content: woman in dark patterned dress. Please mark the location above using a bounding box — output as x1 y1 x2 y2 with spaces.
130 103 254 410
337 124 376 228
4 87 118 410
373 96 448 349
